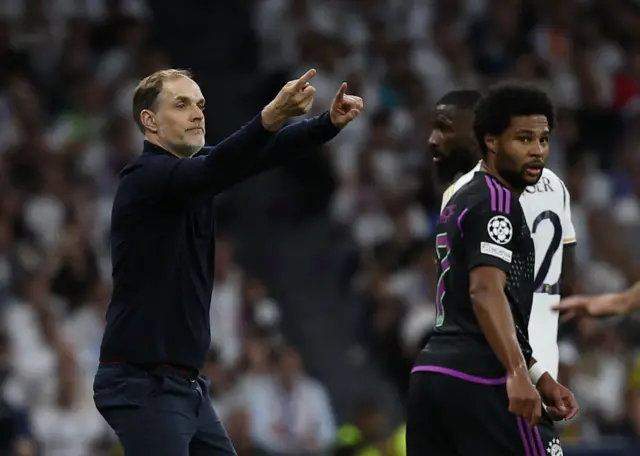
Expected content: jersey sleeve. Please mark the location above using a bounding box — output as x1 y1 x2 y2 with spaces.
560 180 577 245
461 196 521 273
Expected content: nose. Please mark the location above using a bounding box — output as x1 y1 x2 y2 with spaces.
528 142 545 158
428 130 442 148
191 106 204 121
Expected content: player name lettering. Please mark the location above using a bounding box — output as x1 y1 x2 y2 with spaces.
524 176 554 194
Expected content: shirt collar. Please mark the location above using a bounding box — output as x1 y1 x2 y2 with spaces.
142 140 206 158
142 140 172 156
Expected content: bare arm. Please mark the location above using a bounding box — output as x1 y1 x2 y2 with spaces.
469 266 528 376
620 281 640 312
559 244 577 297
463 185 541 425
554 281 640 317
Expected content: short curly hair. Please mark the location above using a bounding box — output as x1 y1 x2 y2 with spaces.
473 81 555 157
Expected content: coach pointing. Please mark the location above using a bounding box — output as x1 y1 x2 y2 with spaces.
93 68 363 456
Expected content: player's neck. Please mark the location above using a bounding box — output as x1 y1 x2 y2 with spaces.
479 160 524 197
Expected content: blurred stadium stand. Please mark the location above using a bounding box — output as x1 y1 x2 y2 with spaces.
1 0 640 455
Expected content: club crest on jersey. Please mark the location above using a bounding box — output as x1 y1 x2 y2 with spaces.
487 215 512 245
546 438 563 456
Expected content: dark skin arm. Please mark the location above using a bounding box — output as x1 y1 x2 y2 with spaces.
559 244 577 298
529 357 579 421
469 266 541 426
470 266 527 374
621 281 640 311
555 281 640 318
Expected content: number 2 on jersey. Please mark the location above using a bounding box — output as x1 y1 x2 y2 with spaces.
531 211 562 289
435 233 451 327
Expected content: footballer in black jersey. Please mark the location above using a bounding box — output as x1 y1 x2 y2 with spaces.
416 172 535 378
407 82 578 456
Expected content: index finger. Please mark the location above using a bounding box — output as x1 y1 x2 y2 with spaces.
296 69 317 88
337 82 347 99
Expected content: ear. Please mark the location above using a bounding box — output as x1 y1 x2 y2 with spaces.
140 109 157 133
484 134 497 154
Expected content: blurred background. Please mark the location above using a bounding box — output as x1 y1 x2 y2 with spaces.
1 0 640 455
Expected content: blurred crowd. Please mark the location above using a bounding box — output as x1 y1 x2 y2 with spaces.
0 0 639 455
255 0 640 452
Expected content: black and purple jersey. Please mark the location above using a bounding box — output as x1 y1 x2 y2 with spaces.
415 172 536 379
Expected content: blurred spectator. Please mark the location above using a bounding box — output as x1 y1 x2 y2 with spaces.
209 235 244 368
202 349 237 424
31 340 107 456
241 275 282 347
334 398 404 456
225 407 268 456
246 345 337 455
0 331 36 456
1 0 640 454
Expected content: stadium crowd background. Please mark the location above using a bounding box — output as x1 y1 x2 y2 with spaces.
0 0 640 455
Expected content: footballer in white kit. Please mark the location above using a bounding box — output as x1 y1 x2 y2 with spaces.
441 162 577 380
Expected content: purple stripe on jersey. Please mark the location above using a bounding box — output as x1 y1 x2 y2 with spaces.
411 365 508 385
485 175 497 211
533 425 546 455
500 181 512 214
527 423 538 455
457 208 468 236
517 417 533 456
490 176 513 214
492 177 512 214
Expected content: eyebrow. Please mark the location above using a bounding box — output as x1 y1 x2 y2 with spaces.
514 128 549 134
174 96 205 105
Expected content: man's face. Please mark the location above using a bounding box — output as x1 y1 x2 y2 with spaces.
488 115 549 189
428 104 478 183
147 76 206 157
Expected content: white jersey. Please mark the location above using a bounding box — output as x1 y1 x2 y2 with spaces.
441 162 576 379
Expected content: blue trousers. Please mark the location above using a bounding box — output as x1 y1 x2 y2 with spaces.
94 363 236 456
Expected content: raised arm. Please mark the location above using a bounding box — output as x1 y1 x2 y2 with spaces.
214 111 341 190
156 69 320 197
133 73 363 201
222 81 364 187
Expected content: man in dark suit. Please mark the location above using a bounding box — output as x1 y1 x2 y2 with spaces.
93 68 363 456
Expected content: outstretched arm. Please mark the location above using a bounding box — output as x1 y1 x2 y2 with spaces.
554 282 640 319
223 81 363 189
132 73 363 202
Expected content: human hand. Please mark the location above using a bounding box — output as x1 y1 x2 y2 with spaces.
536 373 579 421
261 69 317 131
330 82 364 128
553 293 627 322
506 368 542 428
